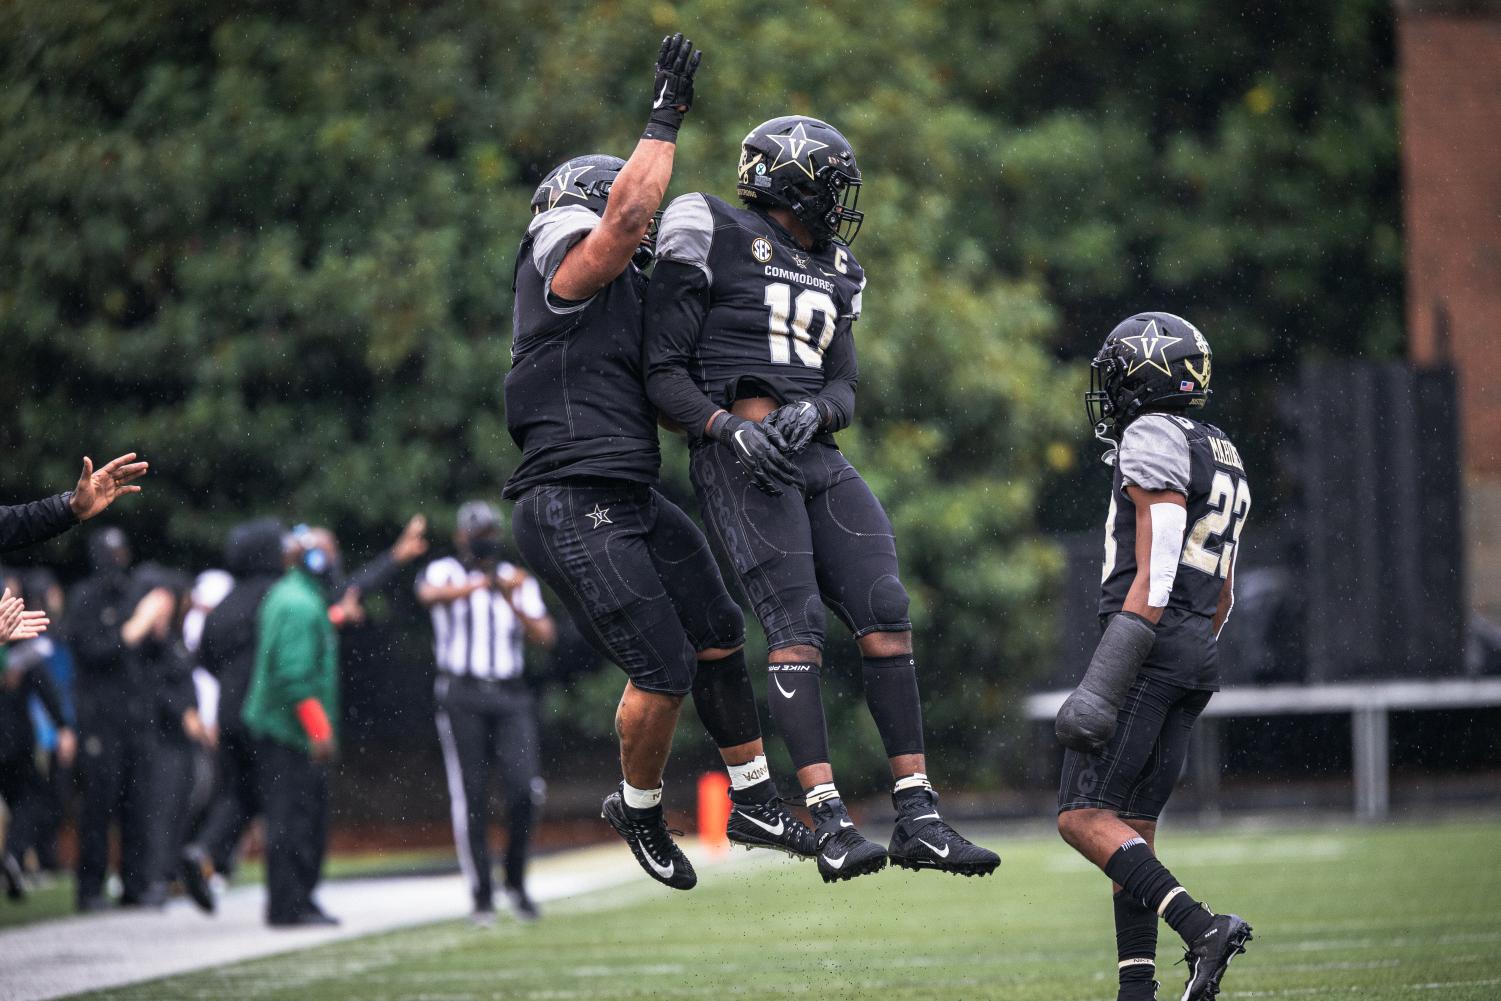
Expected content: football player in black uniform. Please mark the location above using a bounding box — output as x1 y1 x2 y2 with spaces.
504 36 815 892
643 116 1000 884
1055 313 1254 1001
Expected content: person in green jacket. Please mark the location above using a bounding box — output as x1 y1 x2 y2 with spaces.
242 525 340 927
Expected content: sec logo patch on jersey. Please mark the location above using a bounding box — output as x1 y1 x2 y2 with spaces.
751 237 773 263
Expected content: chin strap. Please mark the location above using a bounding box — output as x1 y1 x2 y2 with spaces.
1094 422 1119 467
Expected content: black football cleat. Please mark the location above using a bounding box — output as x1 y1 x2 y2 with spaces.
504 884 540 923
887 790 1000 877
726 796 818 858
809 799 887 883
1178 913 1252 1001
1118 980 1159 1001
178 846 216 915
601 787 697 891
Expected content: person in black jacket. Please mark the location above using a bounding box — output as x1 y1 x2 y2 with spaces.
67 528 159 910
177 518 284 908
0 453 148 553
0 633 76 901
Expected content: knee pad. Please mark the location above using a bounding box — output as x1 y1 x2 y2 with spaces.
690 649 762 749
859 574 911 634
694 590 746 652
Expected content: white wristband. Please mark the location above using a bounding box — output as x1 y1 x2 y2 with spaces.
1148 503 1187 608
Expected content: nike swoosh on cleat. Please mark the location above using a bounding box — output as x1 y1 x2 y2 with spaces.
735 811 785 836
822 852 848 869
773 676 797 699
643 854 675 880
911 813 941 822
918 838 950 858
839 819 854 828
652 81 669 109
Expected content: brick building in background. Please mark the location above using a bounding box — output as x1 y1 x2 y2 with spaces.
1399 1 1501 623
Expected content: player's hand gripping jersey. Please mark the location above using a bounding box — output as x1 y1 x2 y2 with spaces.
644 192 867 437
504 203 661 498
1100 413 1251 622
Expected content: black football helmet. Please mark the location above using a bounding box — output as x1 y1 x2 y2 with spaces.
530 153 657 268
736 115 862 247
1086 311 1213 450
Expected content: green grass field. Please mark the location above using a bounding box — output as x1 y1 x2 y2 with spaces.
73 818 1501 1001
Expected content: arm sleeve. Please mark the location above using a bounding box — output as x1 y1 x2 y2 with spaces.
527 205 603 314
0 493 77 553
341 550 398 599
1118 416 1192 494
811 316 859 433
643 259 722 439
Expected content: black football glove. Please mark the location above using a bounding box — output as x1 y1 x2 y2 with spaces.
762 400 825 454
713 414 798 496
644 33 702 143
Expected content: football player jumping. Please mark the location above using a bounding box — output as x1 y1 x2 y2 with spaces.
504 36 816 892
643 116 999 883
1055 313 1254 1001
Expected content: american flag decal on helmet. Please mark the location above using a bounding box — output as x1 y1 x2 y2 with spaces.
1180 380 1195 392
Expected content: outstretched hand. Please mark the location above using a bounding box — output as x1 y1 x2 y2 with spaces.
0 587 49 643
645 32 702 140
70 452 149 521
390 514 429 564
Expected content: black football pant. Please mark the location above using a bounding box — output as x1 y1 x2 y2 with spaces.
255 738 329 924
689 439 912 651
188 727 261 876
0 755 45 863
150 739 196 885
75 712 155 905
434 675 542 910
513 481 744 695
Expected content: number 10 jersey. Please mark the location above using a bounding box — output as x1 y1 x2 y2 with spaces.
648 192 866 416
1100 413 1252 620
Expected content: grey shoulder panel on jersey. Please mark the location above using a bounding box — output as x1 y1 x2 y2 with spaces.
1118 414 1192 494
527 204 601 279
655 192 714 279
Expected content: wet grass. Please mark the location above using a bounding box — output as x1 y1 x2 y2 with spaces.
73 817 1501 1000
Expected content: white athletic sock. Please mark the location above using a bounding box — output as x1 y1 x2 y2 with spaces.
893 772 932 795
727 755 770 791
805 782 840 808
622 782 663 811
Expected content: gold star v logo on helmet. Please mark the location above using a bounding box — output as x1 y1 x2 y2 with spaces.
1121 319 1182 377
767 123 830 179
544 164 594 210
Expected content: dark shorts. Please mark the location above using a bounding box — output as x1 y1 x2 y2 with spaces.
1057 673 1211 821
1135 606 1220 692
512 481 744 696
689 439 911 651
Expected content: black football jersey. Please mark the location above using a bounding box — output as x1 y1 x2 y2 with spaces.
1099 413 1252 618
652 192 866 407
503 205 660 498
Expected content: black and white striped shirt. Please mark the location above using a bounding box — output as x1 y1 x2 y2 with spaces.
419 558 546 680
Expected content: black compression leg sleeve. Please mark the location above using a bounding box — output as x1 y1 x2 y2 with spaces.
690 649 763 749
861 654 926 758
766 662 829 770
1114 889 1158 993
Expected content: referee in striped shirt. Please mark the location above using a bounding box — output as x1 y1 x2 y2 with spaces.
418 501 554 923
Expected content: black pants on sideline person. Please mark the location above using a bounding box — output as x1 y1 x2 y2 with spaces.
190 728 261 876
255 738 329 925
75 714 155 906
434 675 542 912
0 755 47 865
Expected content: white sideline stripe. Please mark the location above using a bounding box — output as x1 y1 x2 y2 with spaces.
435 709 479 897
1227 978 1501 997
0 842 680 1001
